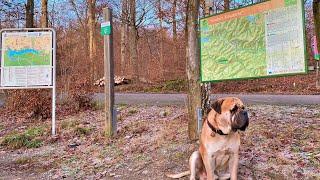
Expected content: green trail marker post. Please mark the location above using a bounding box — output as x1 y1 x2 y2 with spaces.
102 8 116 137
101 21 111 36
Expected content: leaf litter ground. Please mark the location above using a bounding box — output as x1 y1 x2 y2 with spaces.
0 104 319 179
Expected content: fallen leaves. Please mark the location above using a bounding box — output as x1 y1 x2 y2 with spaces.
0 104 319 179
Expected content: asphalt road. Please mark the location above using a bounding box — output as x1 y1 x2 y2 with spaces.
0 93 318 107
93 93 320 105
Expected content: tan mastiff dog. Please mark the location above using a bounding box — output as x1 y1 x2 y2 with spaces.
167 97 249 180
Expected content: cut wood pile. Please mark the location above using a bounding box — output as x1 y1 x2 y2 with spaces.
94 76 131 87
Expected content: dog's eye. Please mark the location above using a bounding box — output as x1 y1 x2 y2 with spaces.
231 106 238 112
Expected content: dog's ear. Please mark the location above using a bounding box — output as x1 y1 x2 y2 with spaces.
211 99 224 114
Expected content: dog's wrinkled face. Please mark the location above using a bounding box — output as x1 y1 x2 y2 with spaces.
211 97 249 133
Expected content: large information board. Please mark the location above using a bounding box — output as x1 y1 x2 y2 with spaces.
1 31 53 87
200 0 307 82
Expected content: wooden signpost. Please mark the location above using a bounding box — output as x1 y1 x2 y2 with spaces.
102 8 116 137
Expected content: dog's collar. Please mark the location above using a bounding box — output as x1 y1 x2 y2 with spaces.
207 119 228 136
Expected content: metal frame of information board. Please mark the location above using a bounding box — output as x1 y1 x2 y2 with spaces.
0 28 56 135
199 0 308 83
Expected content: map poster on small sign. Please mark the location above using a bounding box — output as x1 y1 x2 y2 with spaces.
200 0 307 82
312 36 320 61
101 22 111 36
1 31 53 87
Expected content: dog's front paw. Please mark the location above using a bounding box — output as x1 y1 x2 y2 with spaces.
218 173 230 180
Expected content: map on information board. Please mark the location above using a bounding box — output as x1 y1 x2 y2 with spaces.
200 0 307 82
1 31 53 87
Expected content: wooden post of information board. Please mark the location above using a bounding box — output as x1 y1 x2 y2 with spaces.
103 8 116 137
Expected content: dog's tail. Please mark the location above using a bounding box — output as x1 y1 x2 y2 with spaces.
166 171 190 179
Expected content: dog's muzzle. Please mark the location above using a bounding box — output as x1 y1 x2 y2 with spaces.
240 110 249 131
232 110 249 131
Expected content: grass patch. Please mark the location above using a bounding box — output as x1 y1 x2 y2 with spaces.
15 157 33 165
174 152 185 160
74 126 92 136
128 109 138 115
135 154 150 162
117 103 128 110
0 124 3 131
315 112 320 118
162 79 187 92
145 79 187 92
67 156 78 163
91 101 104 110
103 143 124 157
1 126 45 149
61 119 79 130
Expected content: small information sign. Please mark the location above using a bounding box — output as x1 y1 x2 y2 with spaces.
312 36 320 61
101 22 111 35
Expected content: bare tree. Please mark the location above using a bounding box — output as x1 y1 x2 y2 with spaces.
88 0 97 81
40 0 48 28
121 0 129 75
172 0 179 73
129 0 139 80
26 0 34 28
172 0 177 41
200 0 212 125
224 0 230 11
314 0 320 52
186 0 201 140
157 0 165 79
69 0 87 30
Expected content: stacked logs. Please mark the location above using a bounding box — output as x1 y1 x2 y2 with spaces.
94 76 131 87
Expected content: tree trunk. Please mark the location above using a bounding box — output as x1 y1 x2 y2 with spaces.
129 0 139 80
186 0 201 140
172 0 177 42
314 0 320 53
200 0 211 129
88 0 97 81
158 0 165 80
172 0 178 76
40 0 48 28
121 0 129 76
224 0 230 11
205 0 214 15
25 0 34 28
